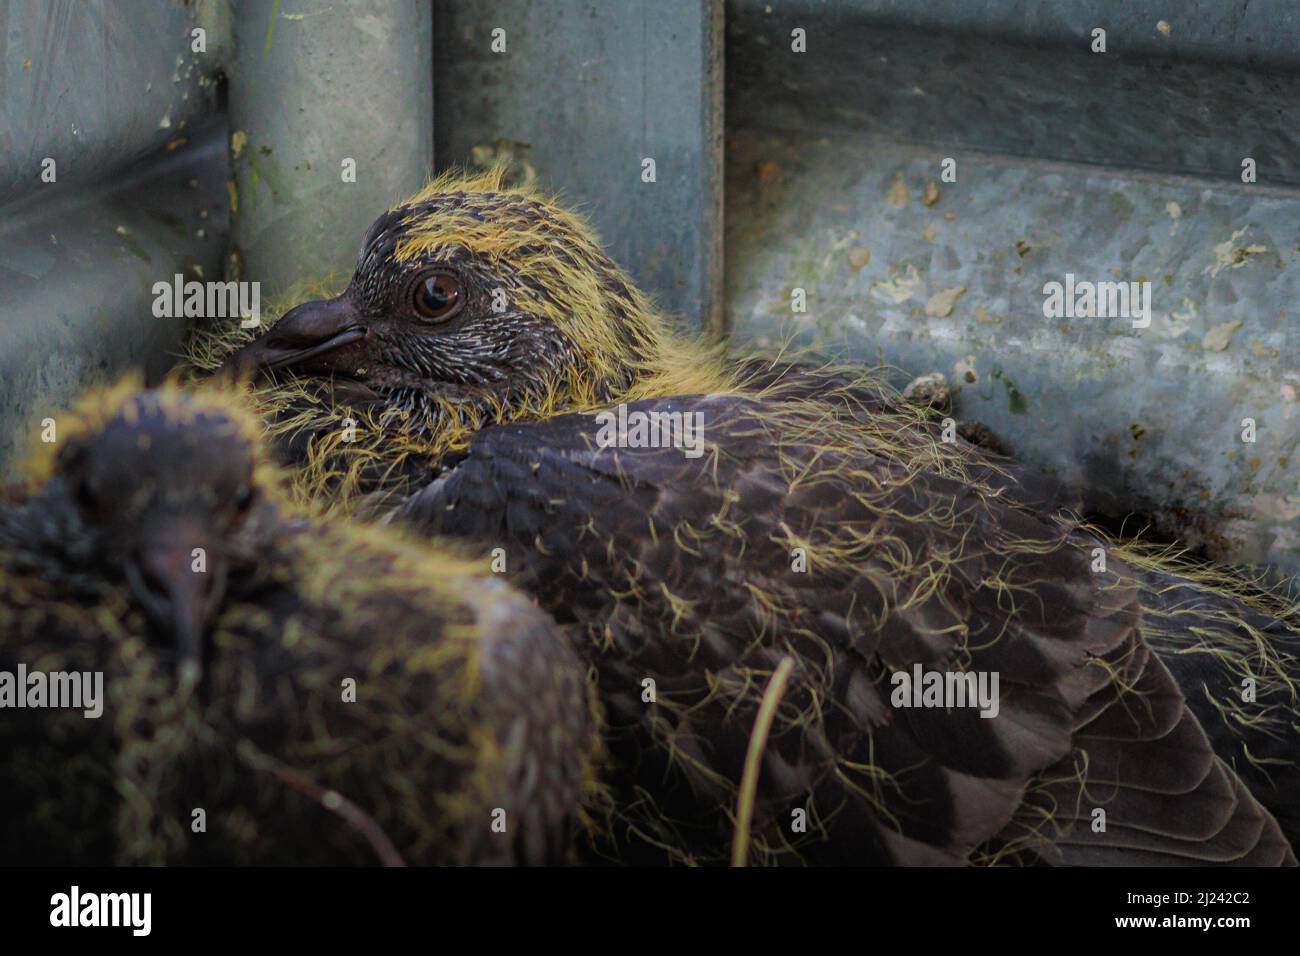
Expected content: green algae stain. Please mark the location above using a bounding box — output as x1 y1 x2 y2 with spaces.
988 365 1028 415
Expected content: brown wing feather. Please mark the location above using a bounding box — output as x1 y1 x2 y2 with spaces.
395 393 1293 865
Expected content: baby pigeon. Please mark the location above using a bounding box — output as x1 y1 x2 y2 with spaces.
0 382 600 865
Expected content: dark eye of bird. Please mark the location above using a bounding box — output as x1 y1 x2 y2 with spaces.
411 271 464 322
74 477 100 517
56 444 97 516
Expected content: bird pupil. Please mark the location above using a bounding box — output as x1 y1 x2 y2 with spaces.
424 280 449 308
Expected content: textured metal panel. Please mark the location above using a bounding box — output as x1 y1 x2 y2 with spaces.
0 121 229 476
227 0 434 300
724 1 1300 578
727 0 1300 186
725 131 1300 574
435 0 725 333
0 0 217 208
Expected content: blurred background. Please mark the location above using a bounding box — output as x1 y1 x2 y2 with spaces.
1 0 1296 580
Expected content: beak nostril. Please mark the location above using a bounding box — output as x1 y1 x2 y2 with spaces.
126 558 173 617
138 564 172 603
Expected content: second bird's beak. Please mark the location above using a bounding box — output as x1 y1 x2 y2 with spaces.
221 296 369 379
125 523 228 687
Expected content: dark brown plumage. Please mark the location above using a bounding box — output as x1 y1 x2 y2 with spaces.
393 396 1297 865
0 383 599 865
212 172 1299 865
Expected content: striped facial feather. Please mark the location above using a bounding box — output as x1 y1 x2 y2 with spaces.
326 185 643 430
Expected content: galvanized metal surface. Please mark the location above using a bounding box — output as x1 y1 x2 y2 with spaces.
227 0 434 301
725 45 1300 576
435 0 725 334
0 120 230 476
727 0 1300 186
0 0 217 208
725 1 1300 576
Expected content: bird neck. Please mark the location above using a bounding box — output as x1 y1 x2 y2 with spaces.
567 299 735 409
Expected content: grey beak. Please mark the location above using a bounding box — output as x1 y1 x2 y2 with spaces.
220 297 368 378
